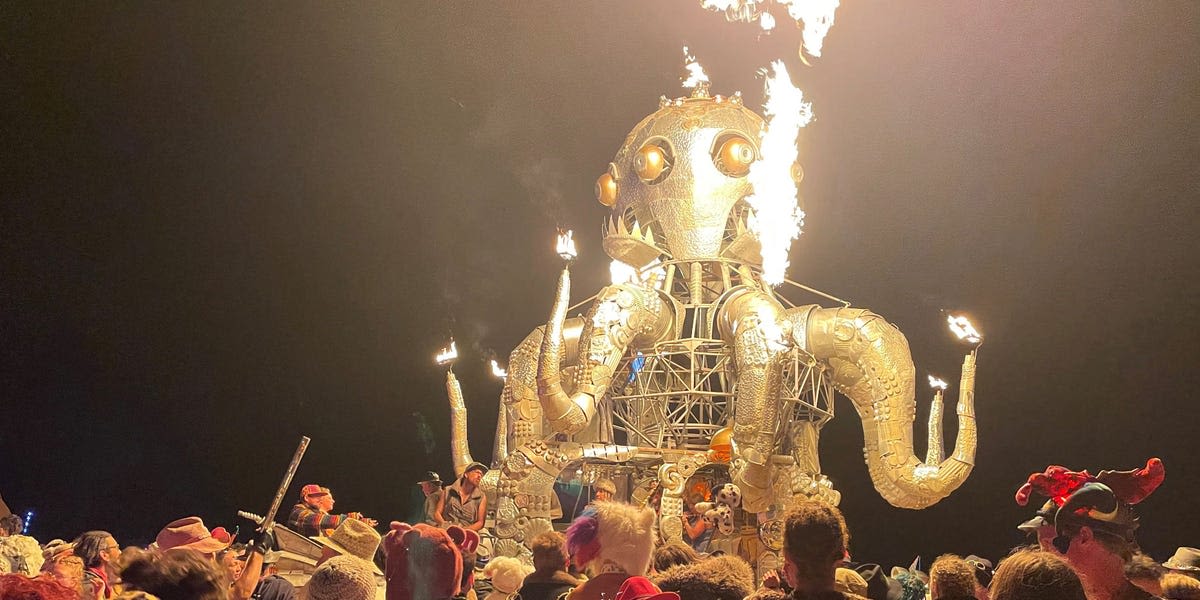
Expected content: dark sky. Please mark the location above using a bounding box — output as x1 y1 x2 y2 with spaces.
2 1 1197 569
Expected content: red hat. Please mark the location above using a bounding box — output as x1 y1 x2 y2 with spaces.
302 484 330 498
210 526 237 545
155 517 232 554
384 522 468 600
616 577 679 600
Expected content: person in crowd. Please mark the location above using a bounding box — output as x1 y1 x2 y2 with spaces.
436 464 488 532
564 501 657 600
217 543 247 585
652 553 756 600
517 532 581 600
154 516 269 600
40 539 85 595
930 555 980 600
1126 554 1165 597
1160 573 1200 600
313 517 382 576
304 555 375 600
119 547 228 600
989 549 1086 600
651 543 698 575
384 522 476 600
0 573 78 600
419 472 446 526
0 514 43 576
777 499 865 600
75 531 122 599
245 550 296 600
593 479 616 503
1164 549 1200 581
481 556 532 600
1015 460 1165 600
288 484 377 538
964 555 994 600
681 493 711 553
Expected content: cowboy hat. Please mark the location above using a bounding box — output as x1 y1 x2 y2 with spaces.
155 517 232 554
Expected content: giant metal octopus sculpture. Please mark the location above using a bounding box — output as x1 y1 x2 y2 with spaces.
444 82 980 570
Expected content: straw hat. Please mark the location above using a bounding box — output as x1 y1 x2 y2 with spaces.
315 518 382 574
304 555 375 600
1164 547 1200 572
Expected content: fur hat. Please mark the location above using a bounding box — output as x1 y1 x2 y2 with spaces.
305 555 375 600
565 501 656 576
315 518 383 574
384 522 472 600
482 556 533 596
651 554 754 600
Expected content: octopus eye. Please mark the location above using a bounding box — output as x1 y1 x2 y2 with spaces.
596 173 618 206
713 135 756 177
634 140 672 184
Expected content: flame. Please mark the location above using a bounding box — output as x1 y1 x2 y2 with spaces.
947 315 982 344
928 375 949 390
776 0 840 57
681 46 710 89
435 340 458 365
490 359 507 379
698 1 839 58
556 229 577 260
760 11 776 31
746 60 812 286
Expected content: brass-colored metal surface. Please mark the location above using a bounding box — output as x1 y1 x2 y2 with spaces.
443 88 979 569
596 173 618 207
447 371 475 477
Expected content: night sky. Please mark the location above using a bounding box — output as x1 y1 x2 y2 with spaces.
2 2 1197 569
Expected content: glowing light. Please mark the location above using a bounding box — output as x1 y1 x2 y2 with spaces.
760 11 776 31
928 375 948 390
435 340 458 365
681 46 710 90
22 510 33 534
746 60 811 286
490 359 507 379
947 315 982 344
556 229 577 261
777 0 840 57
610 259 667 287
610 260 637 285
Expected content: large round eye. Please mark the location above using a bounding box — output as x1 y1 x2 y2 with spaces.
596 173 618 206
714 135 755 177
634 141 672 183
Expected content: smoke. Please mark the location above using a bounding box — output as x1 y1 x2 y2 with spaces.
471 96 570 224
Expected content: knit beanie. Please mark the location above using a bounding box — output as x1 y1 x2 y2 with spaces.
305 555 375 600
483 556 533 596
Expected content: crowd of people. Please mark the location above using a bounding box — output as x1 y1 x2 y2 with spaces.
1 458 1197 600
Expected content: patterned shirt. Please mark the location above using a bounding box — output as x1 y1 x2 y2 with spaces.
286 502 346 537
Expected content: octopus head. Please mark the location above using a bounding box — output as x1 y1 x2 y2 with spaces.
596 88 769 267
